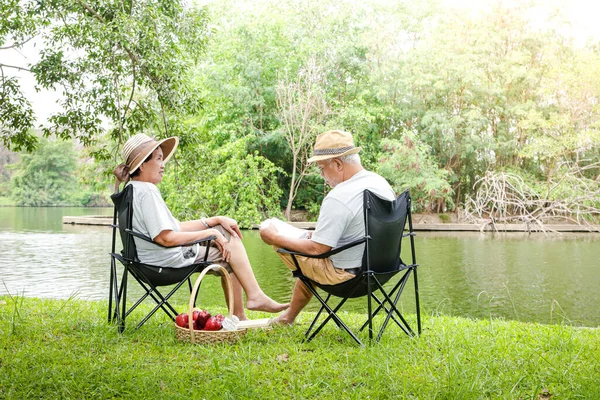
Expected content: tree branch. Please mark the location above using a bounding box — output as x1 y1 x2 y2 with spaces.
0 36 35 50
0 63 31 72
75 0 107 24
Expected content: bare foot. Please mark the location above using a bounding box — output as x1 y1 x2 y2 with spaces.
268 312 294 326
235 314 249 322
246 294 289 313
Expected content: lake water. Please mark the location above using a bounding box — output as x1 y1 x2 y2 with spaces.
1 207 599 327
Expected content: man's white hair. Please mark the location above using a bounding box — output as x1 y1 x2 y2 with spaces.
322 153 361 165
338 153 361 165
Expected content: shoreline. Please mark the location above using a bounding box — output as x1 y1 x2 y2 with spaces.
62 215 600 233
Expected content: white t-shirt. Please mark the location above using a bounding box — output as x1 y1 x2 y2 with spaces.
128 181 196 269
311 170 395 269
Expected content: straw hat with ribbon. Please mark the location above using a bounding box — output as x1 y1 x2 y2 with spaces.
113 133 178 190
307 130 361 163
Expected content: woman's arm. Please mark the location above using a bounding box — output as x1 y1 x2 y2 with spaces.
154 228 232 262
153 228 224 247
180 216 243 239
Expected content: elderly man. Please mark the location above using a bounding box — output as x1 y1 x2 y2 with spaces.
260 130 395 325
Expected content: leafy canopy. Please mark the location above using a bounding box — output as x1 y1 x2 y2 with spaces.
0 0 209 156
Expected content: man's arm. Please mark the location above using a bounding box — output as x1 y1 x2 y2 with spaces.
259 224 331 255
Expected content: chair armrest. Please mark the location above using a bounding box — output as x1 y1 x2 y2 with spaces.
125 229 216 248
276 237 367 259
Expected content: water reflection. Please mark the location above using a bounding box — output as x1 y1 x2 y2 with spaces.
1 207 599 327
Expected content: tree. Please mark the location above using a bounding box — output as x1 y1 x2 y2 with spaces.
9 137 79 206
160 135 283 228
377 135 453 212
276 58 329 220
0 0 209 155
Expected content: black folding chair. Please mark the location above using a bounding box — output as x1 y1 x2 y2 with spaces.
108 184 216 332
278 189 420 346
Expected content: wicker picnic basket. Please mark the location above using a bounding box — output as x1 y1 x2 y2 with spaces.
175 264 247 344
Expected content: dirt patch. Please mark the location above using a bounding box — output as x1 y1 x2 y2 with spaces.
287 210 457 224
411 213 453 224
288 209 309 222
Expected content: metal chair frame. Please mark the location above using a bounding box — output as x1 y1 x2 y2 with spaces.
108 184 215 332
278 189 420 346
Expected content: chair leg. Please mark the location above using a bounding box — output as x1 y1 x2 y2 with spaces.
376 279 409 341
108 258 115 323
125 272 170 318
358 273 407 330
137 280 189 328
374 276 415 338
126 275 178 325
304 293 330 339
367 272 373 341
356 271 413 339
119 268 128 333
413 266 421 335
359 293 404 333
301 281 363 346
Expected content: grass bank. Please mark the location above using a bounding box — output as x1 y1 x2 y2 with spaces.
1 296 598 399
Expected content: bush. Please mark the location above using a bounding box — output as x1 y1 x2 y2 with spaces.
376 135 454 212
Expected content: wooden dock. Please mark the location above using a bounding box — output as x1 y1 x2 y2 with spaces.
62 216 600 233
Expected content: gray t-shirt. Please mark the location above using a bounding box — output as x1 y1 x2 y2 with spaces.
311 169 395 269
128 181 196 269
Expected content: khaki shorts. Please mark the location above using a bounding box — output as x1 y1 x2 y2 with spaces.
194 225 233 273
274 246 356 285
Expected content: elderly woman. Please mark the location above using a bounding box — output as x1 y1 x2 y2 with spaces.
114 133 288 320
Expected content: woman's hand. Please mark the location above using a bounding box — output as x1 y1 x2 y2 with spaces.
216 216 243 240
211 229 232 262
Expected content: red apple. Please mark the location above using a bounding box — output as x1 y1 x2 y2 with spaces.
214 314 225 322
175 313 189 328
192 310 200 321
203 316 222 331
194 309 211 330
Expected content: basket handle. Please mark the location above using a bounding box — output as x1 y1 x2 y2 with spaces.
187 264 235 339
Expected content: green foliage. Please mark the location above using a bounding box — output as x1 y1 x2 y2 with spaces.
377 136 454 212
3 0 600 217
9 137 80 206
161 137 283 228
1 0 209 154
0 146 19 197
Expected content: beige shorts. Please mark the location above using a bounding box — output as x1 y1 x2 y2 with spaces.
194 225 233 273
274 246 356 285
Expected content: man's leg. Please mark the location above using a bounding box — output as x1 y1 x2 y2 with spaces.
271 251 355 325
270 280 313 325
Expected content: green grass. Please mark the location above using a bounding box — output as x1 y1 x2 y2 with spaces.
1 296 598 399
439 213 451 223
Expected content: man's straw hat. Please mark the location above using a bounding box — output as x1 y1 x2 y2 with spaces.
122 133 178 174
307 130 361 163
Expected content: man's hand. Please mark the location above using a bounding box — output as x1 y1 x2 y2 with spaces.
259 223 279 246
260 224 331 255
217 216 242 239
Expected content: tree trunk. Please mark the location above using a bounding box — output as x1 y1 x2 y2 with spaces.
285 155 298 220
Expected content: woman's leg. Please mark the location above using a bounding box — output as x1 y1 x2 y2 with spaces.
229 273 247 321
226 236 289 313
